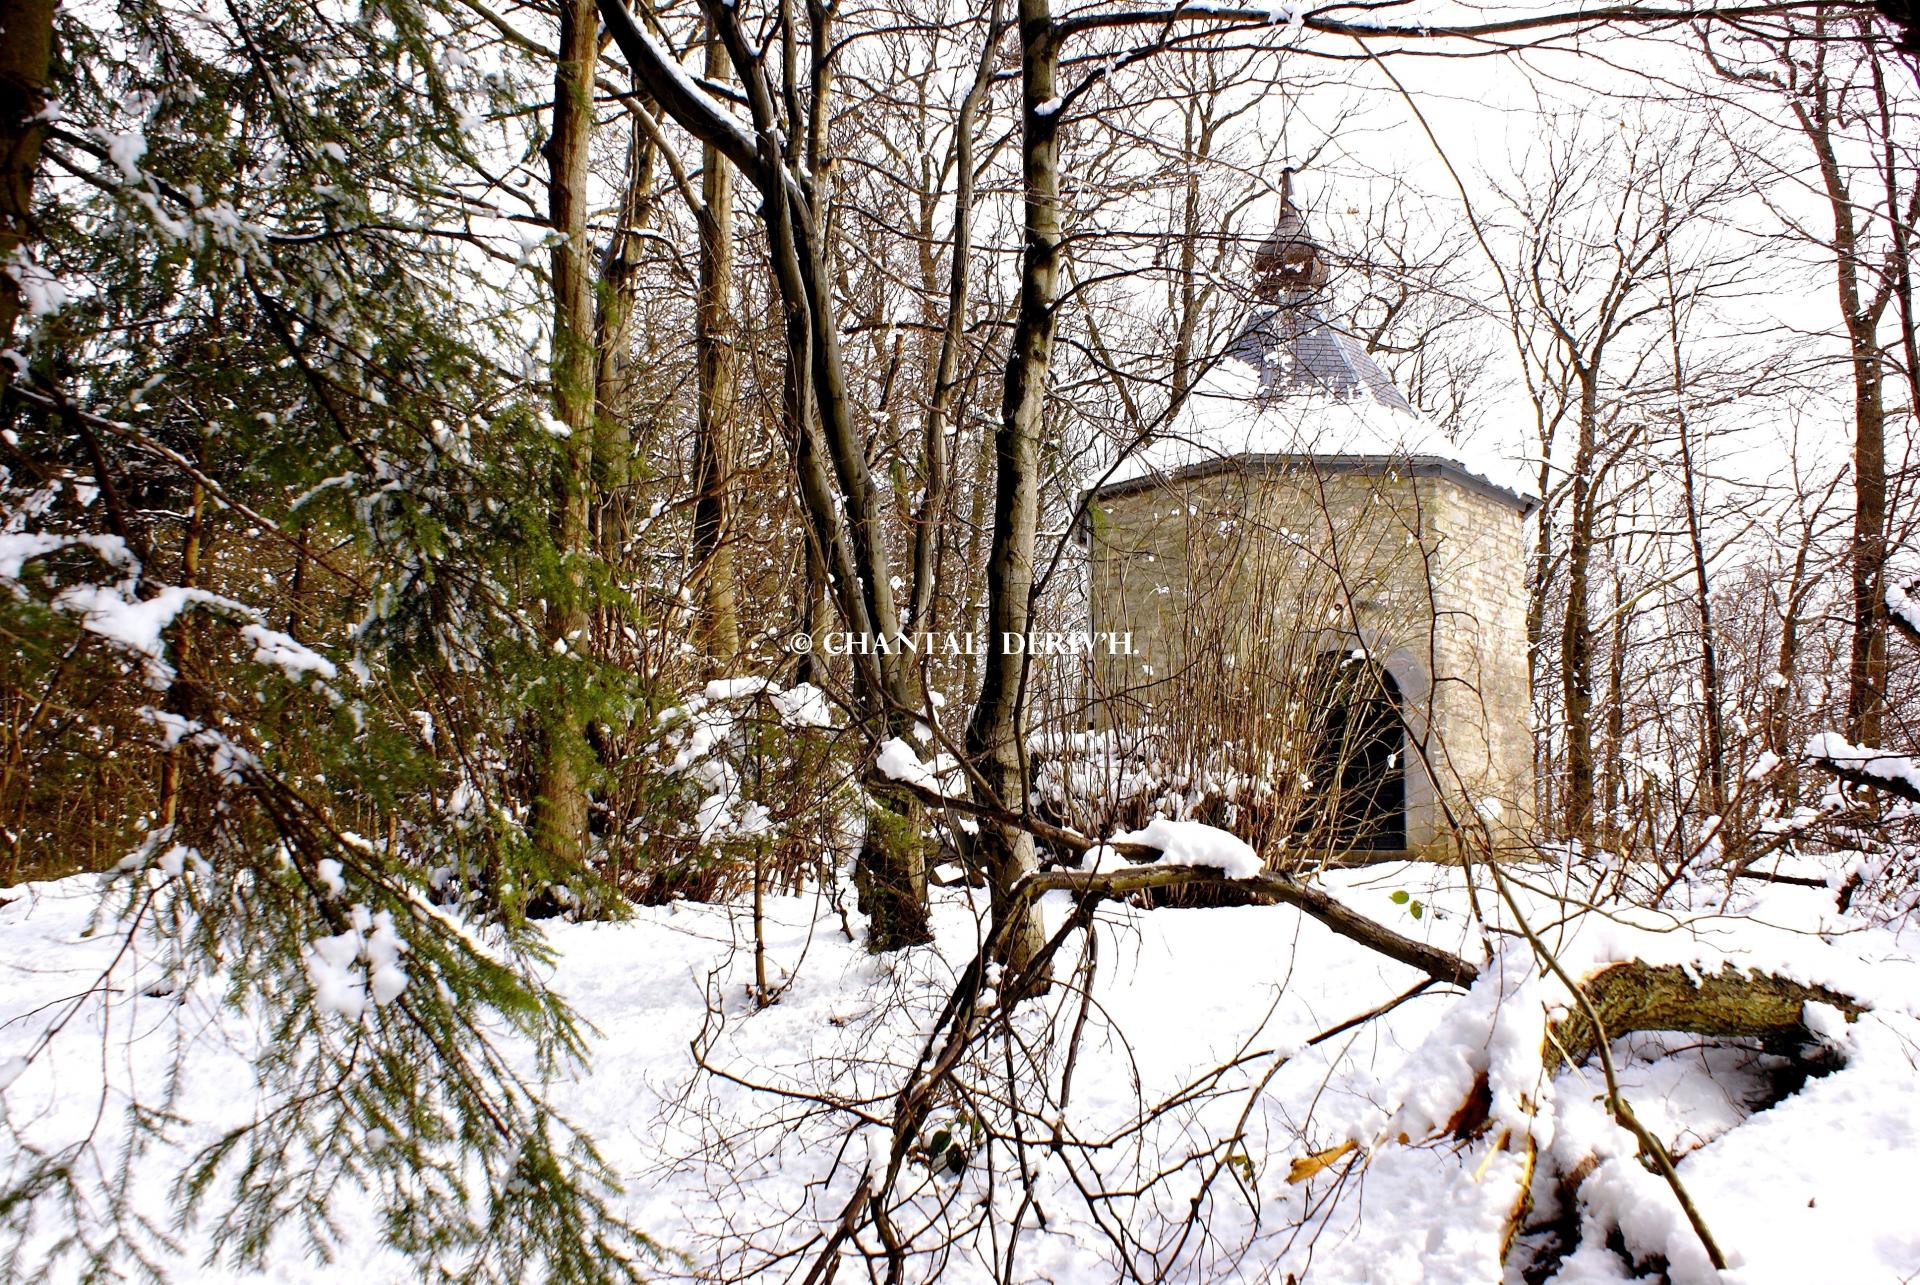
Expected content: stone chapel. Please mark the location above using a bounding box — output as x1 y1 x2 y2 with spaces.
1083 180 1536 860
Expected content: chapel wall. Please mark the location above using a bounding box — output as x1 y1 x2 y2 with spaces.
1086 460 1534 859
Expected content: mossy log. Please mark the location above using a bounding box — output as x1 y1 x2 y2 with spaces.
1492 964 1863 1272
1013 864 1873 1050
1549 961 1863 1065
914 800 1866 1073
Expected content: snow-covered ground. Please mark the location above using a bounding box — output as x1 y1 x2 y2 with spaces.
3 860 1918 1283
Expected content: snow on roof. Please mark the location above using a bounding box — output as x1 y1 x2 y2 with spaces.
1228 305 1412 411
1091 320 1535 506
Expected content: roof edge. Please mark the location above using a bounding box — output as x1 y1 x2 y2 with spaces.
1085 452 1539 516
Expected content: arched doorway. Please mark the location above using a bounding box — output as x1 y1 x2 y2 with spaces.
1305 653 1406 852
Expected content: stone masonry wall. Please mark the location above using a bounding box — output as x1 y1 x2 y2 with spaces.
1086 459 1533 858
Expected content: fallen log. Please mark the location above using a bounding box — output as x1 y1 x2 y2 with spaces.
1549 961 1863 1066
872 775 1486 987
1415 958 1862 1271
887 778 1875 1277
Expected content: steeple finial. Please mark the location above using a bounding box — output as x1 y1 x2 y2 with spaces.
1252 168 1328 302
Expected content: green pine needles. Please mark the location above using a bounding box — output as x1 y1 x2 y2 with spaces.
0 0 662 1279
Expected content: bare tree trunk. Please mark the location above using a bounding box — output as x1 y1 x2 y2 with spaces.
592 117 656 558
1527 413 1558 829
0 0 55 379
959 424 995 700
1677 419 1726 821
764 7 931 947
1792 40 1891 746
793 533 828 687
1601 568 1628 848
965 0 1058 975
1561 373 1599 850
1767 551 1808 765
157 482 206 833
1660 262 1728 822
1846 296 1890 749
1872 56 1920 459
529 0 597 870
692 27 740 667
598 0 893 710
1168 103 1224 411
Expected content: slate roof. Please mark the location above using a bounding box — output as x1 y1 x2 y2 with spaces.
1085 179 1535 510
1224 306 1414 414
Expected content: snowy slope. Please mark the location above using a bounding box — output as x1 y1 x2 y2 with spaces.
2 862 1917 1283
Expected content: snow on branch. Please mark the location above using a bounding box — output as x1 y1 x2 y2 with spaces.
1102 817 1263 878
1806 731 1920 804
1 529 334 689
1889 579 1920 645
1052 0 1829 42
595 0 761 178
0 531 136 586
875 736 966 800
1016 861 1482 986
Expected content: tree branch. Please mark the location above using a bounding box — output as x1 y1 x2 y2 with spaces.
1054 0 1833 42
1014 864 1483 987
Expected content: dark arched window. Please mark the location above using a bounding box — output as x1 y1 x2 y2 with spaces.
1306 653 1406 852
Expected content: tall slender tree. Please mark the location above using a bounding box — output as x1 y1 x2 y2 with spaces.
692 24 740 666
530 0 602 868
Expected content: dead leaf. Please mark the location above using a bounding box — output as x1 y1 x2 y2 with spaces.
1286 1138 1358 1184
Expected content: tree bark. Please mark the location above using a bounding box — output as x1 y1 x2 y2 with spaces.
591 116 655 557
692 27 740 667
1601 569 1628 847
529 0 598 871
1675 399 1726 820
964 0 1059 976
1844 275 1890 751
1549 960 1862 1066
0 0 55 378
1560 371 1599 850
1527 411 1558 827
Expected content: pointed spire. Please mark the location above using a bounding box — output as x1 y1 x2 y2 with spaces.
1252 167 1329 302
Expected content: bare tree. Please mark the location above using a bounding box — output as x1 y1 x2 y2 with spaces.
1704 15 1920 747
1500 117 1747 849
530 0 602 868
692 23 741 666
